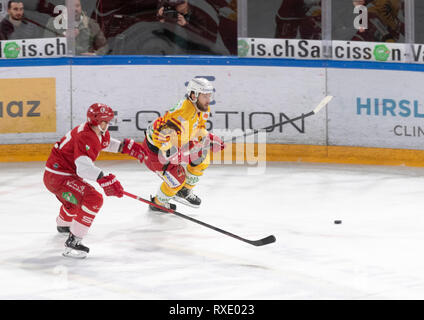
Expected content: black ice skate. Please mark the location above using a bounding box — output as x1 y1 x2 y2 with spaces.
174 187 201 208
149 196 176 213
57 226 70 234
63 233 89 259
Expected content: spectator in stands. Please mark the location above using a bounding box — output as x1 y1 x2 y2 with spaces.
43 0 108 55
209 0 237 55
274 0 322 40
156 0 229 55
351 0 404 42
0 1 40 40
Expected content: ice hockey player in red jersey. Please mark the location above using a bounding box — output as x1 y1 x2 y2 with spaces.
43 103 145 259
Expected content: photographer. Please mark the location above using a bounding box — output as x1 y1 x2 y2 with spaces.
157 0 189 27
156 0 228 55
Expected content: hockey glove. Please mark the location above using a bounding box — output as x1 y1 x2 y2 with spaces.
205 133 226 152
187 134 225 163
186 140 204 164
97 174 124 198
122 139 146 162
159 146 186 165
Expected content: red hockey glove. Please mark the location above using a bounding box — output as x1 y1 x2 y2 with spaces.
187 140 204 163
159 146 187 165
97 174 124 198
189 139 203 154
186 133 225 163
206 133 226 152
122 139 145 162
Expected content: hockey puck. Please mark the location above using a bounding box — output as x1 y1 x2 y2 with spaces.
334 220 342 224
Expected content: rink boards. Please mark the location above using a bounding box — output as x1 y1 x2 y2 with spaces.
2 56 424 165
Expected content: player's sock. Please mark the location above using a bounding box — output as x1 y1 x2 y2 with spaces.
56 214 72 234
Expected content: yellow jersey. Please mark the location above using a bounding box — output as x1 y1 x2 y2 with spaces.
368 0 402 32
146 99 210 152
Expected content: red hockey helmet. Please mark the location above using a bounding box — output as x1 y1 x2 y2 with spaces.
87 103 114 126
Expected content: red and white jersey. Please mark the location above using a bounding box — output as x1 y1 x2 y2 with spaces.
45 122 121 181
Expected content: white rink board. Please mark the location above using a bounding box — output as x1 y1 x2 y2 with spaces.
71 65 327 145
7 63 424 150
327 68 424 150
0 66 71 144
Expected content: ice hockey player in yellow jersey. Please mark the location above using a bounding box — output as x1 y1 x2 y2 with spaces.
140 78 226 212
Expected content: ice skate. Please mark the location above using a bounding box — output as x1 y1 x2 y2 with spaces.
63 233 89 259
149 196 176 213
174 187 201 208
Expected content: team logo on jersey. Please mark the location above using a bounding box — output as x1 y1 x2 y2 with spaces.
62 192 78 205
66 181 86 194
163 171 181 188
85 145 90 151
53 163 59 169
169 100 184 113
102 141 109 147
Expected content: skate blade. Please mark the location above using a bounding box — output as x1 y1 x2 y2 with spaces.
172 197 200 209
62 247 88 259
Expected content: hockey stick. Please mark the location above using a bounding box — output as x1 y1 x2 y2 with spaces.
223 95 334 143
123 191 276 247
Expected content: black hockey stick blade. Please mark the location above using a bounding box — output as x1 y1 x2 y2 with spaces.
248 235 276 246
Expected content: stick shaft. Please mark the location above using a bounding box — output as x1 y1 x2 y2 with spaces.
223 95 333 143
123 191 275 246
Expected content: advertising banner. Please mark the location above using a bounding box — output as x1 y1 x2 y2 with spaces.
71 65 327 145
0 78 56 134
238 38 423 64
0 66 71 144
0 38 66 59
327 68 424 150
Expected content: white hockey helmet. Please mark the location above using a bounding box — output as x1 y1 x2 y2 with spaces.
186 78 214 102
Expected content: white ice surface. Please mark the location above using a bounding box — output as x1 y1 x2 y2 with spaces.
1 160 424 300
